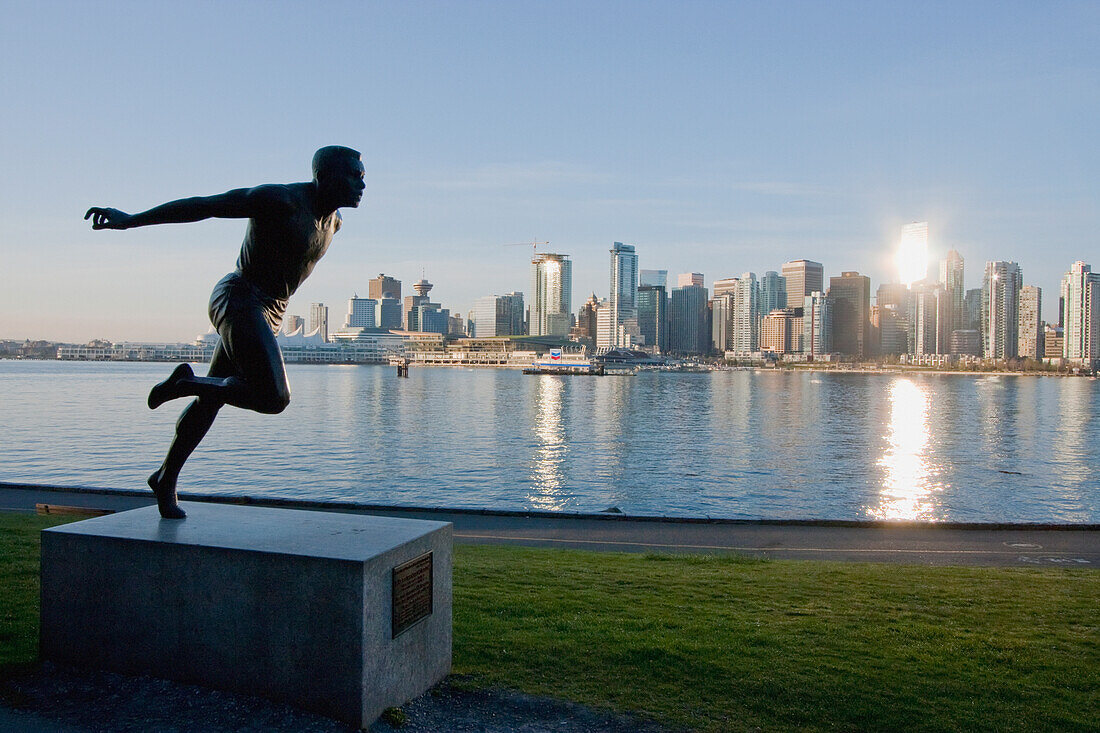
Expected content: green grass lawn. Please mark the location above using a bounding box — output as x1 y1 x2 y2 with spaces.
3 512 1098 731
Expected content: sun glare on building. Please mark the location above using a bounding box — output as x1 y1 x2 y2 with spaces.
895 221 929 286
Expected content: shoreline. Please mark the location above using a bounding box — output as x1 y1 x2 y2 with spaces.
3 355 1093 378
4 481 1097 531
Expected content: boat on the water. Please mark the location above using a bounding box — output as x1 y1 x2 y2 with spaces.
523 348 605 375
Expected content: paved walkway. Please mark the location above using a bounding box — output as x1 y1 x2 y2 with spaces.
3 482 1097 567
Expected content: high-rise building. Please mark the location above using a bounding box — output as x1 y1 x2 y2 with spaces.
781 260 824 309
761 308 798 355
368 273 402 301
639 269 668 287
758 271 787 319
898 222 930 285
1018 285 1043 360
676 272 704 288
282 314 304 335
403 279 434 330
710 273 758 354
950 330 981 356
308 302 329 342
669 284 709 355
981 261 1022 359
637 284 668 353
572 293 599 344
472 292 525 337
1061 261 1100 369
594 298 630 352
963 288 983 332
608 242 639 348
1043 325 1064 359
710 294 730 353
802 291 831 360
933 288 954 355
877 304 907 355
345 296 377 328
729 273 758 355
530 253 573 337
908 283 939 356
378 296 402 330
827 271 871 359
938 250 965 342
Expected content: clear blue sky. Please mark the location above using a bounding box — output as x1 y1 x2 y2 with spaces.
2 0 1096 342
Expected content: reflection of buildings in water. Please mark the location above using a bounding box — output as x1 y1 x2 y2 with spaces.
872 378 943 520
527 375 568 510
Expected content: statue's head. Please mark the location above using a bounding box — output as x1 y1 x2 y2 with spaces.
313 146 365 209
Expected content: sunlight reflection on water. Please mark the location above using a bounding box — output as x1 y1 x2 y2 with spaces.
528 375 568 510
871 378 943 520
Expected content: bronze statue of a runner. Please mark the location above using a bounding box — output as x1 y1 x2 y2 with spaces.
85 146 364 519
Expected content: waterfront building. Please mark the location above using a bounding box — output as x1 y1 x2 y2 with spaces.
594 297 638 351
963 288 983 332
669 284 709 355
676 272 704 288
636 284 668 353
938 250 965 341
728 272 758 355
368 273 402 302
639 269 667 287
712 277 738 298
710 294 730 352
877 304 907 355
758 271 787 319
898 222 930 284
1043 325 1064 360
412 303 450 334
761 308 798 355
378 295 402 330
934 288 953 355
608 242 639 348
802 291 831 360
403 278 434 331
572 293 599 344
781 260 824 309
472 292 525 337
530 253 573 337
710 273 758 355
981 261 1022 359
309 302 329 342
949 329 981 357
876 282 909 309
282 315 304 336
345 296 377 329
827 271 871 359
876 283 909 355
1018 285 1043 360
1061 261 1100 370
907 283 938 356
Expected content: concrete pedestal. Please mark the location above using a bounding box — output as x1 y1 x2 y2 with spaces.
40 502 452 728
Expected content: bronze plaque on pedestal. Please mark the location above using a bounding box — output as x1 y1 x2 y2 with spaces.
392 552 433 637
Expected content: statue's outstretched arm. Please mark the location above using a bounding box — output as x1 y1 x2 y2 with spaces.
85 185 293 230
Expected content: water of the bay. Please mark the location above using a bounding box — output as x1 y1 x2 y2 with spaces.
1 360 1097 522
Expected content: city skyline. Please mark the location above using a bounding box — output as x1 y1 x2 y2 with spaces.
2 2 1097 342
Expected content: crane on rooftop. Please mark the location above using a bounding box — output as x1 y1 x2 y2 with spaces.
503 240 549 254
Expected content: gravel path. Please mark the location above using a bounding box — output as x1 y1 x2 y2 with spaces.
1 664 673 732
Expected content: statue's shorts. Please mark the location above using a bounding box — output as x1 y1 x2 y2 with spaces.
208 272 288 337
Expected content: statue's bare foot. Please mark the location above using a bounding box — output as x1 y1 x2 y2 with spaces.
147 470 186 519
148 363 194 410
